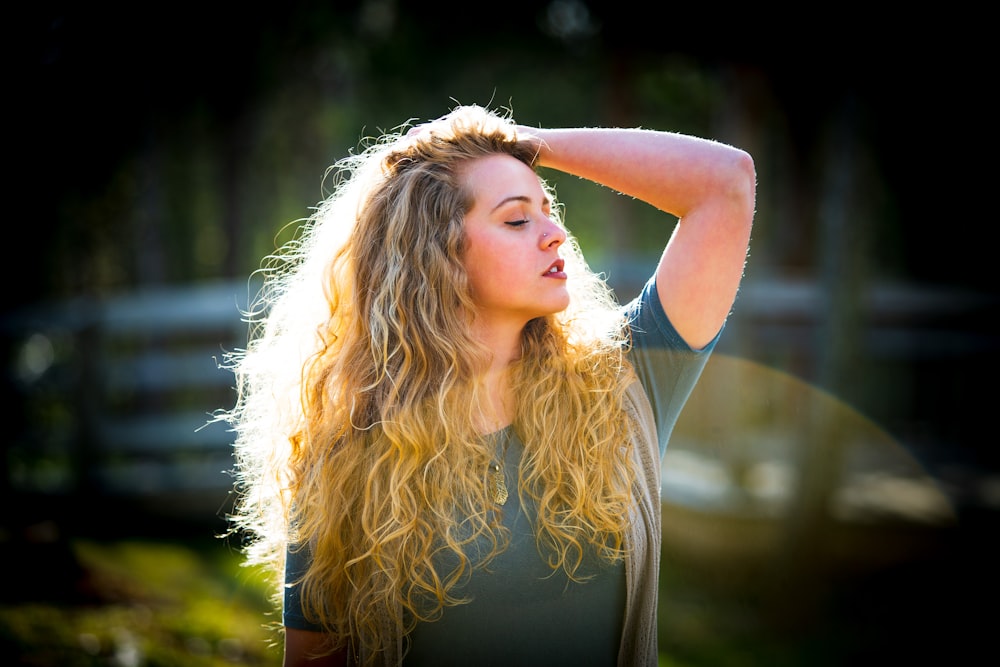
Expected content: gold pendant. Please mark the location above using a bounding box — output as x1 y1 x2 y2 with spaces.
489 464 508 505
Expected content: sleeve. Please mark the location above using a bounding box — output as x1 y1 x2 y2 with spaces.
284 542 325 632
623 276 720 458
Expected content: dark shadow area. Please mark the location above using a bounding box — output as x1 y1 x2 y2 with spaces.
5 2 997 665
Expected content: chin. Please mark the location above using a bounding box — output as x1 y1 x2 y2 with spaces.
539 296 571 317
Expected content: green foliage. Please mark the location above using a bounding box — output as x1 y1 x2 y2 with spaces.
0 539 280 667
0 534 904 667
38 2 766 302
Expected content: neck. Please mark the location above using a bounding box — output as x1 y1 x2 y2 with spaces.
470 318 523 434
471 363 513 434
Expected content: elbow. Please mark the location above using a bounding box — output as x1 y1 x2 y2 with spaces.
728 148 757 229
733 148 756 202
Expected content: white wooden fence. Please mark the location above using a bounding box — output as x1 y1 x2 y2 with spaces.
4 280 253 519
3 275 994 523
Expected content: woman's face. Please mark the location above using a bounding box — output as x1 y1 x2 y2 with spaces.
460 154 569 329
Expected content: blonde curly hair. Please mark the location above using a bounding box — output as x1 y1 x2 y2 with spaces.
222 105 638 658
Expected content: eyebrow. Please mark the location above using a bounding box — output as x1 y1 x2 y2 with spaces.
490 194 550 213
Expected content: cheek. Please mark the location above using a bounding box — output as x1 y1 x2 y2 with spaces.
462 237 520 300
460 242 491 295
467 256 506 290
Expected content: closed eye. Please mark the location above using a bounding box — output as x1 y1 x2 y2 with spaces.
505 219 529 227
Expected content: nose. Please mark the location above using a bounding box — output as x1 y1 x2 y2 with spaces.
540 219 566 248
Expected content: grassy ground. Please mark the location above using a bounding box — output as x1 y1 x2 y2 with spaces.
0 531 744 667
1 526 282 666
1 508 992 666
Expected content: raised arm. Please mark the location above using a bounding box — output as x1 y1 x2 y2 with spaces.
519 125 756 350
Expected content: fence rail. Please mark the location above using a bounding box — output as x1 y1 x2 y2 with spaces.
4 280 254 519
3 275 995 522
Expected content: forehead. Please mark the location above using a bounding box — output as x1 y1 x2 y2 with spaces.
461 154 544 209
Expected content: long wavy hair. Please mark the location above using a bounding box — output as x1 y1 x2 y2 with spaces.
223 105 638 659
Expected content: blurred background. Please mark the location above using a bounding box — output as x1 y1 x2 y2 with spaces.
3 1 997 665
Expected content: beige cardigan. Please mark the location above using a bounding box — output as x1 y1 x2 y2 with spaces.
617 378 662 667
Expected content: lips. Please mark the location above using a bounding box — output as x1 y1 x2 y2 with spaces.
544 259 567 279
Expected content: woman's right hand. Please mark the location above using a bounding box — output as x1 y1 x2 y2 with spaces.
283 628 348 667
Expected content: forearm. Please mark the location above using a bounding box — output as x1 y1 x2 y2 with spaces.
518 126 754 220
517 123 755 349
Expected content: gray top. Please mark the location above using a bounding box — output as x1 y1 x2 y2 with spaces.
284 277 717 665
403 425 627 666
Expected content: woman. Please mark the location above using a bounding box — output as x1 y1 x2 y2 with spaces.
224 105 755 666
